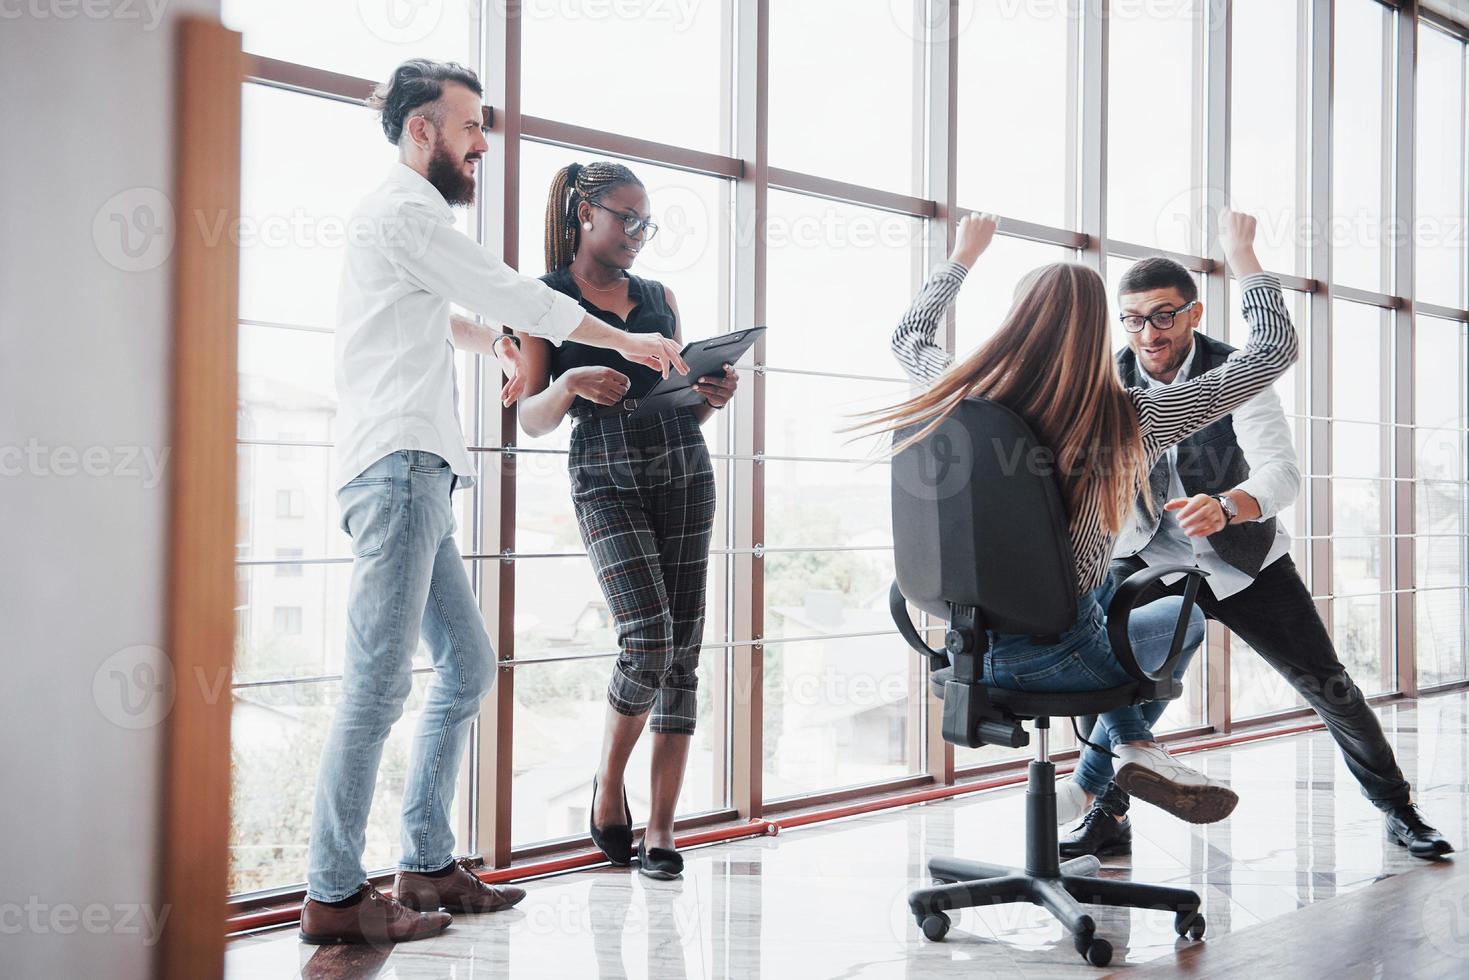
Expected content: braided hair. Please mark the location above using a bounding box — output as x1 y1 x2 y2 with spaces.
543 160 645 273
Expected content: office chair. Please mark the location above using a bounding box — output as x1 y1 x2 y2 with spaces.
888 397 1210 968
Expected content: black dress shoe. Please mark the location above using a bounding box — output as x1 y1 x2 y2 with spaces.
590 776 634 866
1385 803 1454 858
1059 804 1133 858
637 838 684 880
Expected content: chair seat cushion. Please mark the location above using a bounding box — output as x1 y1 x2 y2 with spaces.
928 667 1141 717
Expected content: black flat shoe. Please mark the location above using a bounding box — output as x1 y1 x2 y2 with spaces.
637 838 684 880
590 776 634 866
1059 804 1132 858
1385 803 1454 858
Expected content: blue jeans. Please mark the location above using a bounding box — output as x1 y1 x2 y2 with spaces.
306 451 494 902
981 576 1206 799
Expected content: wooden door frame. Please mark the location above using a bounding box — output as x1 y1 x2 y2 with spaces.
157 16 243 980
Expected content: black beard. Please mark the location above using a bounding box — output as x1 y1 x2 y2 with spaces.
426 138 477 206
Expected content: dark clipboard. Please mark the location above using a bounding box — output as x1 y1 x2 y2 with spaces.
627 326 766 419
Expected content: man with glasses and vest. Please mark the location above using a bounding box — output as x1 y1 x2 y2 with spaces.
1049 256 1453 862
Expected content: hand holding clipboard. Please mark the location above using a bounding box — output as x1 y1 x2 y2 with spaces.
628 326 766 419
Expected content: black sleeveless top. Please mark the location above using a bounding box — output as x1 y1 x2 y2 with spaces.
539 266 677 413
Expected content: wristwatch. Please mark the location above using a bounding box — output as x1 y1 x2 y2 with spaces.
1213 493 1239 523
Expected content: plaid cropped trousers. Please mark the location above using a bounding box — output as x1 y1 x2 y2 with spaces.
568 408 716 735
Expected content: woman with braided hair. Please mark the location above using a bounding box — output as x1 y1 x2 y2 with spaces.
514 160 739 878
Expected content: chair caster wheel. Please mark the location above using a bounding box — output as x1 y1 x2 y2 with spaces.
1175 911 1206 940
1081 937 1112 967
920 912 951 942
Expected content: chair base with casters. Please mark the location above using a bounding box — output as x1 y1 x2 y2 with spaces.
892 579 1210 968
905 717 1206 967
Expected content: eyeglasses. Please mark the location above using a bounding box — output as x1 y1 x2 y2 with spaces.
588 200 660 242
1119 300 1198 333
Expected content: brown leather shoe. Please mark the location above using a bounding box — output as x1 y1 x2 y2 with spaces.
395 858 527 914
299 884 451 946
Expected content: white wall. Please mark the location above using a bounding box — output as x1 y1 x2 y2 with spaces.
0 3 221 977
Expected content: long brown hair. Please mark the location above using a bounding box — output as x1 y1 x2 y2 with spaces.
861 262 1148 533
542 160 644 273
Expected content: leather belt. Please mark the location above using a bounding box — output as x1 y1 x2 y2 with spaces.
572 398 686 423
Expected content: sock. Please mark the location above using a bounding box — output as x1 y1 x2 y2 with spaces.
319 887 366 909
422 861 458 878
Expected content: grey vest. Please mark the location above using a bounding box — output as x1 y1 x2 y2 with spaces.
1114 332 1277 577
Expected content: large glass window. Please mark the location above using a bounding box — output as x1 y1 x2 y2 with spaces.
1416 314 1468 686
222 0 476 86
1231 0 1305 277
1330 300 1393 696
768 1 922 194
955 0 1074 227
1416 24 1469 308
224 0 1469 898
761 191 922 797
521 0 732 152
1332 0 1393 292
1107 0 1203 254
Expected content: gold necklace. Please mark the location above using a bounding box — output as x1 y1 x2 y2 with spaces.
572 270 627 294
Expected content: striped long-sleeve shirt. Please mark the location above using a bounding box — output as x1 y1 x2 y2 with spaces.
890 260 1299 595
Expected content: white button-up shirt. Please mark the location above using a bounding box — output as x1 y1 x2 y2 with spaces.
1134 338 1300 599
332 163 585 489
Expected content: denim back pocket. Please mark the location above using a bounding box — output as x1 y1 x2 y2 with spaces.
338 476 394 558
995 609 1104 692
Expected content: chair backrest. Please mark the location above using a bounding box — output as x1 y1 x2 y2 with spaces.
891 397 1079 636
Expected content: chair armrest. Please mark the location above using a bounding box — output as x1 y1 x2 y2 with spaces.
1105 564 1208 686
889 581 948 670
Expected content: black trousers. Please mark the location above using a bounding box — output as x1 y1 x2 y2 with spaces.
1101 554 1411 812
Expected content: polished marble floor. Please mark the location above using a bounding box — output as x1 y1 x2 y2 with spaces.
228 691 1469 979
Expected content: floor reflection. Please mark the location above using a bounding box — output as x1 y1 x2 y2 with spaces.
227 691 1469 979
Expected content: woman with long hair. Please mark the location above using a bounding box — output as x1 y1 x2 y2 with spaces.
868 209 1296 823
513 161 739 878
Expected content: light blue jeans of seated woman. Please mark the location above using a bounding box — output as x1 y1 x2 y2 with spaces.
979 574 1206 798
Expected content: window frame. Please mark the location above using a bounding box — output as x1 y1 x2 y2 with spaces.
224 0 1469 906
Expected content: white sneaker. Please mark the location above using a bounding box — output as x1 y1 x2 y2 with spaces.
1055 777 1090 825
1113 744 1239 824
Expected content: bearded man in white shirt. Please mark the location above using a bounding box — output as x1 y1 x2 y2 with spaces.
1053 256 1452 863
301 59 687 946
